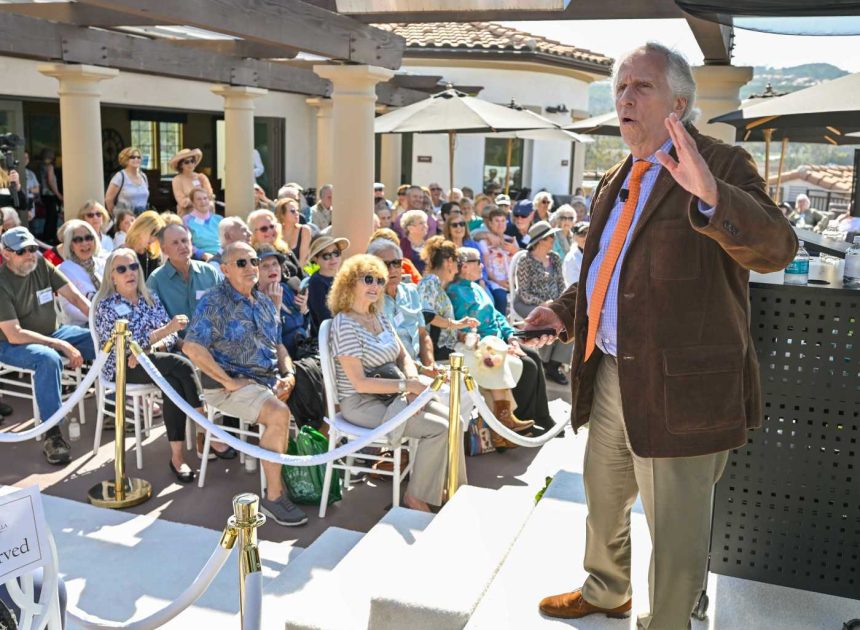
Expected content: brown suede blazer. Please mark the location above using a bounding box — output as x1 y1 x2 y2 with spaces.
549 126 797 458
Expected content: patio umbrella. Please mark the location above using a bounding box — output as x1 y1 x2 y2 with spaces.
564 111 620 137
374 88 559 190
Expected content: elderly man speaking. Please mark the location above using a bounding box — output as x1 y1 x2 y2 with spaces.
524 43 796 628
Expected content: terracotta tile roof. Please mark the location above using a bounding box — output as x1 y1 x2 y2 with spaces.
374 22 613 69
769 164 854 193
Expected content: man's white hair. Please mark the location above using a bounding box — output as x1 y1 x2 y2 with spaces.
613 42 699 124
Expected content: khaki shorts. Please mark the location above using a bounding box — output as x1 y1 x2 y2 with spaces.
203 382 277 424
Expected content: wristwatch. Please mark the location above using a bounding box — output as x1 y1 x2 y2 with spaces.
398 378 407 394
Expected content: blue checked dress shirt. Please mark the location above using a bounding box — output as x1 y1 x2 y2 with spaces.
585 138 714 357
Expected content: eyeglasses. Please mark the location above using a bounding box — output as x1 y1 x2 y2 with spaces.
381 258 402 269
558 216 575 222
255 224 275 233
72 234 96 244
8 245 38 256
129 155 142 160
460 258 481 265
539 200 551 204
233 257 260 268
114 262 141 274
84 212 102 219
429 187 442 192
181 158 196 165
362 275 386 286
448 221 466 228
319 250 341 261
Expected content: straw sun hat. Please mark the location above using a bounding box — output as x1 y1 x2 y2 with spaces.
459 335 523 390
169 148 203 171
308 235 350 261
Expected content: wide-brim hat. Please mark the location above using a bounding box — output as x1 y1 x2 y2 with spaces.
525 220 560 250
308 235 350 261
459 335 523 390
169 148 203 171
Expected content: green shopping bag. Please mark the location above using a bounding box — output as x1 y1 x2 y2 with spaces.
281 426 342 505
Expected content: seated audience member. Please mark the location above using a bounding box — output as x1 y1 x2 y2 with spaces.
110 208 135 249
309 184 333 232
399 209 430 275
533 191 554 223
368 239 434 369
507 200 535 248
307 235 349 337
550 205 577 259
375 205 393 230
444 209 480 252
477 205 517 314
248 209 304 280
170 148 213 216
211 216 252 271
57 219 104 326
439 201 460 230
461 186 475 201
254 184 276 211
275 198 311 267
329 254 466 511
146 223 221 328
370 228 421 284
78 200 115 253
571 195 589 222
124 210 165 280
256 244 325 430
470 194 491 232
278 184 311 226
94 248 204 482
448 188 463 204
184 242 308 527
787 194 821 228
183 188 222 256
459 197 476 230
447 246 553 433
394 185 438 238
0 227 95 464
417 236 478 361
514 221 571 385
562 222 589 287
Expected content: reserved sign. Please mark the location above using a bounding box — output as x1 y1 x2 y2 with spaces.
0 486 51 584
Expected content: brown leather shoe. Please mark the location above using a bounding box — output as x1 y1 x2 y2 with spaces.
493 400 534 433
539 589 631 619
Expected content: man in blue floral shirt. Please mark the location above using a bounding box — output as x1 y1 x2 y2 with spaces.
183 242 307 527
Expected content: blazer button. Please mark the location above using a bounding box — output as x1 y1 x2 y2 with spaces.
621 354 635 361
622 292 635 300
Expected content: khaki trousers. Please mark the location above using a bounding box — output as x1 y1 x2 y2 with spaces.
580 356 728 630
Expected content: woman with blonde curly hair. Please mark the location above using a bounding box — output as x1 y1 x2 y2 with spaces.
124 210 165 280
328 254 466 511
105 146 150 216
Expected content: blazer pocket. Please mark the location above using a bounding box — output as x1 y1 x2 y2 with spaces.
662 345 744 435
650 225 701 280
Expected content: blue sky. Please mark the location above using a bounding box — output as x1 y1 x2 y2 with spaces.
502 19 860 72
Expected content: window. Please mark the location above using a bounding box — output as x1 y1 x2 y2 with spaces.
484 138 524 195
130 120 183 174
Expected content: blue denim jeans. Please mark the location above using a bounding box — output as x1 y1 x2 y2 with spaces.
490 287 509 315
0 325 95 422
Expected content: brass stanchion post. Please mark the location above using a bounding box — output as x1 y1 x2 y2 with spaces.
445 353 464 502
229 493 266 629
88 319 152 508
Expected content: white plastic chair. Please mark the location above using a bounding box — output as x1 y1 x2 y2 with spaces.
318 319 418 518
1 532 62 630
197 405 266 497
88 303 161 470
507 249 528 325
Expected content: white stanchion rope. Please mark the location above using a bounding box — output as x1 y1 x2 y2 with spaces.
242 572 263 630
65 538 232 630
468 386 569 447
0 352 109 443
136 352 436 467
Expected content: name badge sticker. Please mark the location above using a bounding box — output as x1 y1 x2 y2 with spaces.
195 290 208 301
393 311 405 326
36 288 53 305
112 302 132 317
0 486 52 583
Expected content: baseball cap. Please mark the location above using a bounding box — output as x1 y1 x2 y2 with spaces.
1 226 38 251
494 194 511 206
512 200 535 218
374 182 385 190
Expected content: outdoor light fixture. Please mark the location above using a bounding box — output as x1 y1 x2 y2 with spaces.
546 104 569 114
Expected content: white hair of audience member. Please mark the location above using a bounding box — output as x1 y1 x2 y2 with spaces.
61 219 102 258
456 246 481 263
533 191 554 211
218 216 249 247
1 206 21 231
367 238 403 259
448 187 463 203
795 193 810 209
318 183 333 198
400 209 428 230
277 184 301 200
550 204 577 227
613 42 699 124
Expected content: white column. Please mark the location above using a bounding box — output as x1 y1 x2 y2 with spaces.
37 64 118 214
313 64 394 248
211 85 267 217
379 133 402 195
306 97 334 192
691 65 753 144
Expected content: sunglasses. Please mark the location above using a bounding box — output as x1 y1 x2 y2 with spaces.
181 158 196 165
363 275 386 286
319 250 341 261
129 155 142 160
460 258 481 265
382 258 403 269
114 262 141 274
430 187 442 192
255 224 275 233
233 257 260 268
72 234 95 244
539 200 551 204
84 212 102 219
448 221 466 228
9 245 39 256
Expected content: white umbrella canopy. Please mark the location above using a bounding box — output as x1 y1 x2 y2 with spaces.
375 88 561 189
564 111 620 136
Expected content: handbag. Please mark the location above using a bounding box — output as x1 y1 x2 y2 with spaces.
465 415 496 456
281 426 343 505
365 362 406 404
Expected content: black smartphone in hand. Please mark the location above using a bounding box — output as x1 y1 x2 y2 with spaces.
511 327 558 340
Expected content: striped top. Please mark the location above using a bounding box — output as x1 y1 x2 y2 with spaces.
330 312 400 399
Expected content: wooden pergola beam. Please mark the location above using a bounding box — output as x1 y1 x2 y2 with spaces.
75 0 405 69
170 40 302 60
0 2 159 27
684 12 734 65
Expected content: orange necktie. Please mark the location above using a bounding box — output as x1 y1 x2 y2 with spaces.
584 160 652 362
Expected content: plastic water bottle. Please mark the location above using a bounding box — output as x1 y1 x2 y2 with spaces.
844 236 860 288
784 241 810 286
68 418 81 442
245 456 257 473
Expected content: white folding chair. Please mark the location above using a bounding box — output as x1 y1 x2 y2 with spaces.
1 532 63 630
507 249 528 325
197 404 266 497
88 304 161 470
317 319 418 518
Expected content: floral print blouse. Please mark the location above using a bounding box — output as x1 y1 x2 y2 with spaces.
516 251 566 305
418 273 457 350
